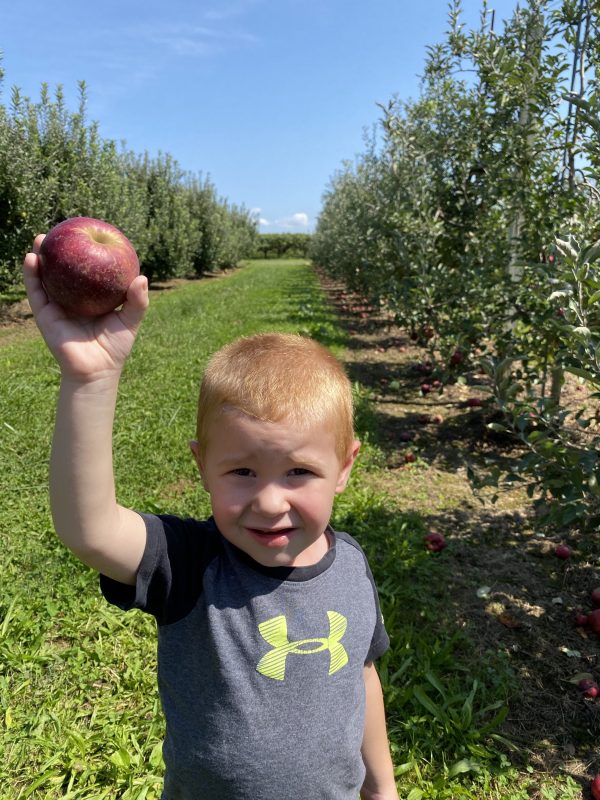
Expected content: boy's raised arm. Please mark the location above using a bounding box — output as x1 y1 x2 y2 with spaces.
23 235 149 585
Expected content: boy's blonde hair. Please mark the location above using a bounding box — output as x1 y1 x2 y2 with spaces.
197 333 355 463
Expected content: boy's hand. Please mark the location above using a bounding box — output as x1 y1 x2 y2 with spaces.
23 234 149 383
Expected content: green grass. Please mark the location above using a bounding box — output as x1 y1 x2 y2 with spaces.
0 260 581 799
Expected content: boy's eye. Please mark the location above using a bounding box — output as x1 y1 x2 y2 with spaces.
231 468 253 477
288 468 313 477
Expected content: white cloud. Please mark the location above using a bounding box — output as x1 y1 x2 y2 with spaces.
262 213 310 232
250 208 270 226
282 213 310 229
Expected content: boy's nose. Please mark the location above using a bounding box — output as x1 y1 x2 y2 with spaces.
251 483 290 515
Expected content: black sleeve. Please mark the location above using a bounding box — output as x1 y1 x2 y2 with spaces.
364 557 390 663
100 513 222 625
334 530 390 662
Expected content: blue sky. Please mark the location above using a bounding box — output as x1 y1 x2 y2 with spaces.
1 0 519 232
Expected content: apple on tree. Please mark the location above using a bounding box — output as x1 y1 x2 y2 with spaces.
38 217 140 317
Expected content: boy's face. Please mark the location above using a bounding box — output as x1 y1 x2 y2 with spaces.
191 409 360 568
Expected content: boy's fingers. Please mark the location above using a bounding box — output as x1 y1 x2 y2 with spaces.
22 234 48 315
32 233 45 254
119 275 149 331
22 250 49 317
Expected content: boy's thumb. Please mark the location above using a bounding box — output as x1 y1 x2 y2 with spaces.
120 275 149 329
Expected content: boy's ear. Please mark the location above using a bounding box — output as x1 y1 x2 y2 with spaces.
335 439 361 494
189 440 208 490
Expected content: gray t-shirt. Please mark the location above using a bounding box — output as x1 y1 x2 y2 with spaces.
101 514 389 800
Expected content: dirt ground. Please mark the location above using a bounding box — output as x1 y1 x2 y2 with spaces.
316 272 600 791
3 271 599 790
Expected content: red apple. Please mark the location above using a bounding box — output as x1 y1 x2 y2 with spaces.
424 531 446 552
449 350 464 366
466 397 483 408
581 682 599 699
591 776 600 800
588 609 600 633
575 611 590 627
591 587 600 607
404 452 416 463
554 544 571 560
420 383 431 395
39 217 140 317
415 361 432 374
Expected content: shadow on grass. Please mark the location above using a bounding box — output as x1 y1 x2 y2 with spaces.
319 270 600 786
332 492 524 779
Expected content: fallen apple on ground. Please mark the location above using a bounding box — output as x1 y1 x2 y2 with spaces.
554 544 571 560
592 776 600 800
424 531 446 552
588 609 600 634
574 611 590 627
39 217 140 316
578 678 599 698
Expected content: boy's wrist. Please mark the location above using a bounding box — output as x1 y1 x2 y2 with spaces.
60 371 123 394
361 772 399 800
360 787 400 800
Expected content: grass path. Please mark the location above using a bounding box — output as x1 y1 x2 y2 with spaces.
0 260 589 799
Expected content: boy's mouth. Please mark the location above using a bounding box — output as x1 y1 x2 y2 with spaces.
246 527 296 546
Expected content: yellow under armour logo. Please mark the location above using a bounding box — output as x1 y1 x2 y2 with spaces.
256 611 349 681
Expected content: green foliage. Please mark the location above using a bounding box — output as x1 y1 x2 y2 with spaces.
472 232 600 528
251 233 312 259
0 68 258 292
312 0 600 532
184 174 258 276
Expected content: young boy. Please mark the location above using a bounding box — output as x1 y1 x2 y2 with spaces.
23 235 399 800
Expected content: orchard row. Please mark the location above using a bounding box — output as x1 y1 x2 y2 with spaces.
0 76 257 293
311 0 600 531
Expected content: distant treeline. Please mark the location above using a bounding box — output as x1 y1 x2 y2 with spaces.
0 74 258 294
251 233 312 259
